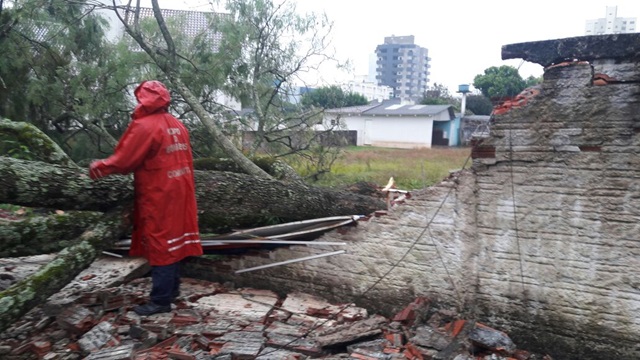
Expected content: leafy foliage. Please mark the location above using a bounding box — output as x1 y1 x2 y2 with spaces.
300 85 368 109
465 94 493 115
420 83 460 109
209 0 346 176
473 65 540 99
0 0 136 161
1 0 349 179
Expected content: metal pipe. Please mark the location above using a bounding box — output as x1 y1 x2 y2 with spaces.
101 251 123 258
235 250 346 274
210 240 347 246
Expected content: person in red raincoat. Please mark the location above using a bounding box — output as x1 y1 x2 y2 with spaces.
89 80 202 316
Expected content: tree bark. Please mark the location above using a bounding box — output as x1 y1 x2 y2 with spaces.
194 169 385 231
0 156 386 233
0 118 78 167
0 156 133 211
0 207 130 333
0 211 104 257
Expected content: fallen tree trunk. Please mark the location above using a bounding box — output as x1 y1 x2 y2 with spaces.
0 207 130 333
0 156 386 232
0 157 133 211
0 211 104 257
0 118 78 168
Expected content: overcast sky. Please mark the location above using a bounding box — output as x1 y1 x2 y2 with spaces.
149 0 640 94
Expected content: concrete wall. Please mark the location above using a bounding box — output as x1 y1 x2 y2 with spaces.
186 60 640 359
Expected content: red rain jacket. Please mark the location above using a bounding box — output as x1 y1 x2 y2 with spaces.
90 81 202 266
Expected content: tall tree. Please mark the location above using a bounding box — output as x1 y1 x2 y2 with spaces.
421 83 453 105
108 0 272 179
524 75 542 88
301 85 368 109
215 0 344 160
0 0 137 161
473 65 535 99
419 83 460 112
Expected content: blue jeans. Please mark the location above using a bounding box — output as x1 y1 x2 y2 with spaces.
150 262 180 306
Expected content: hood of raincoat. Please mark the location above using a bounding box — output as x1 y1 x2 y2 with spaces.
132 80 171 119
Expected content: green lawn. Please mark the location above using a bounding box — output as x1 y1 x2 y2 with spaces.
303 146 472 190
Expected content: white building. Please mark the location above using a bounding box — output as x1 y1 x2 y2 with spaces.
585 6 636 35
340 76 393 102
320 99 455 149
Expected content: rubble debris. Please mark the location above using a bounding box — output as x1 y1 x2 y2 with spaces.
0 275 550 360
44 256 149 316
409 326 452 351
315 315 388 347
491 86 540 116
392 297 429 326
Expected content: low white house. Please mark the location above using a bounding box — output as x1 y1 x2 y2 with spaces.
321 99 455 148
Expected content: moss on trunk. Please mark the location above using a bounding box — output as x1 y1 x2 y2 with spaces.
0 211 106 257
0 208 129 333
1 157 385 233
0 119 77 167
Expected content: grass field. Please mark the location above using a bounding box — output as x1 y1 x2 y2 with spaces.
306 146 472 190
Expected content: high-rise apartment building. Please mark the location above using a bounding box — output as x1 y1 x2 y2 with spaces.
374 35 430 100
585 6 636 35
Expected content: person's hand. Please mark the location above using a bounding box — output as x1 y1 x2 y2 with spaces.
89 160 103 180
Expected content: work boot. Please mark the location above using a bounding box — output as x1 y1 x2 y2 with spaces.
133 302 172 316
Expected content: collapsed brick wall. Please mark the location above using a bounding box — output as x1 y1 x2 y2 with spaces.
186 36 640 360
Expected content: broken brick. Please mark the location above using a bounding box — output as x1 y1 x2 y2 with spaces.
410 325 452 351
171 309 202 326
103 293 135 311
84 344 136 360
350 350 391 360
255 347 306 359
66 342 81 353
265 333 323 357
216 331 264 359
78 321 120 353
347 339 391 353
468 323 516 354
56 306 96 335
165 346 196 360
384 331 403 347
315 315 387 347
31 340 52 357
265 321 309 337
443 320 467 338
403 342 424 360
391 297 429 326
